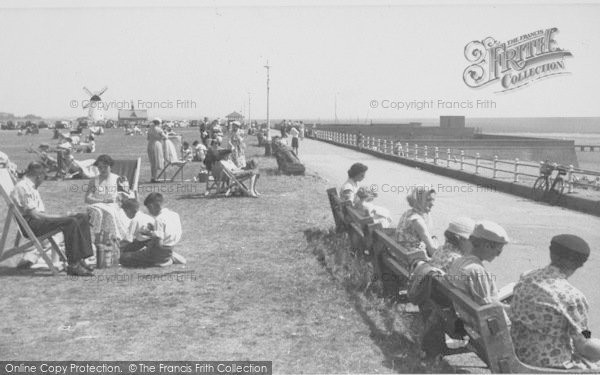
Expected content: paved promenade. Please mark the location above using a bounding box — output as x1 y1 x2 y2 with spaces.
298 137 600 332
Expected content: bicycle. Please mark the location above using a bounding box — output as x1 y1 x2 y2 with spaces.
531 162 567 205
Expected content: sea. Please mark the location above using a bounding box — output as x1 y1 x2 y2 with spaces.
490 132 600 171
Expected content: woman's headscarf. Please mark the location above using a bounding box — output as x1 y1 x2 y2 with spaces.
406 188 435 213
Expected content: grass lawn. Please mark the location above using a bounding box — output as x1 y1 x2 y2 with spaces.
0 128 467 373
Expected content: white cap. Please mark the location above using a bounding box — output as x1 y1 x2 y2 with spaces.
447 217 476 239
472 220 509 244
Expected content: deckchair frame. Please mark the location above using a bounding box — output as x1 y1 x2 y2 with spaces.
0 169 66 274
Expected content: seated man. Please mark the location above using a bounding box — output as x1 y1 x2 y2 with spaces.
11 162 94 276
510 235 600 369
119 198 153 253
120 193 182 268
445 221 510 318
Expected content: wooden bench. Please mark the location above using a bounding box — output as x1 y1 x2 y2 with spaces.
325 187 596 373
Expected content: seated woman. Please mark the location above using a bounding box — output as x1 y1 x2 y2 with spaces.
395 188 438 257
355 186 392 228
429 217 475 272
340 163 368 204
510 234 600 369
84 154 132 247
215 150 260 198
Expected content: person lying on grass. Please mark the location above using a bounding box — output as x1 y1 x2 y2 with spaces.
119 193 184 267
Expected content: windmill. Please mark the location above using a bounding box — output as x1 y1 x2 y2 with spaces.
83 86 108 123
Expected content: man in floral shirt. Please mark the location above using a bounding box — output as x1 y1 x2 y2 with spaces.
510 234 600 369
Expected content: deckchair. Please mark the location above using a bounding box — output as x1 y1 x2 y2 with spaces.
212 161 259 198
156 135 187 182
112 158 141 199
0 168 66 274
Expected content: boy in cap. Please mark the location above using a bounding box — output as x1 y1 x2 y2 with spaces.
510 234 600 369
445 220 509 306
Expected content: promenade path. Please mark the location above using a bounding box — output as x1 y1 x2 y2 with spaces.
299 137 600 333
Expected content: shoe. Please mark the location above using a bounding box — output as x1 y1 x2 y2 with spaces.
66 263 93 276
155 258 173 267
16 260 34 270
171 252 187 265
79 260 94 271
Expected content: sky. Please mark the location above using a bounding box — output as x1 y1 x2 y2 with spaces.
1 0 600 120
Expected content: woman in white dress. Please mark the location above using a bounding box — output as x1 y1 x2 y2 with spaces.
147 118 167 182
85 154 131 245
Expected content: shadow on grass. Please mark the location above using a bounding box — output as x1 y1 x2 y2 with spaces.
304 228 458 374
0 266 58 278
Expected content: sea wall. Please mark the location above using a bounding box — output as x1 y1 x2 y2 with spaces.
314 125 578 167
312 136 600 217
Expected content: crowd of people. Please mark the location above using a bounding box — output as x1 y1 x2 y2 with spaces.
11 157 184 276
340 162 600 370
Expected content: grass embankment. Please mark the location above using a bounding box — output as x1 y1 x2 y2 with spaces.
0 128 468 373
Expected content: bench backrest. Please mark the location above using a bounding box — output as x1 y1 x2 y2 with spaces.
373 228 427 275
326 188 349 232
345 206 374 240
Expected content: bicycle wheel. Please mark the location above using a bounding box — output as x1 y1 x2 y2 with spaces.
548 178 565 205
532 177 548 201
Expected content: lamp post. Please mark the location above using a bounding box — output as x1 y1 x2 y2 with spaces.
264 61 272 156
248 92 251 129
334 92 339 124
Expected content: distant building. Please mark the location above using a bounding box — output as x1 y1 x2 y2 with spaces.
440 116 466 129
226 111 244 123
0 112 15 120
118 107 148 127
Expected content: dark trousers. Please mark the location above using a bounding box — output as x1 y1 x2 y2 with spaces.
25 213 93 264
120 239 150 253
120 239 173 267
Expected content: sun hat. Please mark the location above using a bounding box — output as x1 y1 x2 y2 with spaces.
447 217 476 239
472 220 509 244
152 118 162 124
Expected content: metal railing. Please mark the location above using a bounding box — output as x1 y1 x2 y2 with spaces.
314 130 600 193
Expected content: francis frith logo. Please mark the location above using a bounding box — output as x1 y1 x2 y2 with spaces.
463 28 572 92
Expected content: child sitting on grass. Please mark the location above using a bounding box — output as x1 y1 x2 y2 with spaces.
120 194 186 267
182 141 193 162
355 186 393 228
192 140 207 162
120 198 154 253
